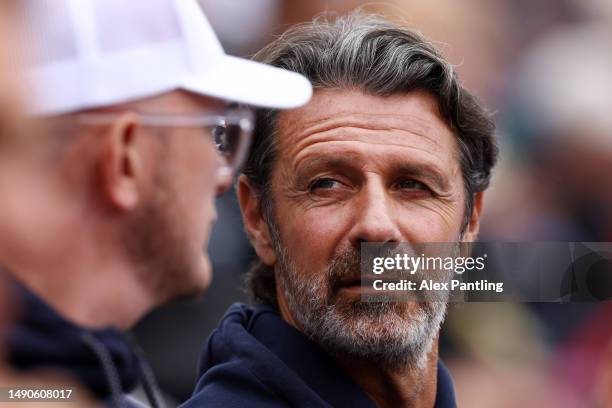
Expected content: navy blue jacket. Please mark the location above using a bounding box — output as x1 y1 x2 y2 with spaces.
4 278 163 408
182 303 457 407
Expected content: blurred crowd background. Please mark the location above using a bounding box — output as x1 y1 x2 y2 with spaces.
1 0 611 406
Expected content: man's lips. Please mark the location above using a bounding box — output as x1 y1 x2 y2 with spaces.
335 276 377 293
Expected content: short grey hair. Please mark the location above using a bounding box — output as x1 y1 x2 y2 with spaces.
242 11 497 305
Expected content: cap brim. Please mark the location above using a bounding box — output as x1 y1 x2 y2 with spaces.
180 55 312 109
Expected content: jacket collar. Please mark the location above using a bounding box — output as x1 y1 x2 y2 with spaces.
250 303 456 408
4 275 141 400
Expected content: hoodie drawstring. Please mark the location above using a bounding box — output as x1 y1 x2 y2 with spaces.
82 331 127 408
82 331 166 408
125 331 165 408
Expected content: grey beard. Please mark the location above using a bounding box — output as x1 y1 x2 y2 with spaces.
274 239 448 372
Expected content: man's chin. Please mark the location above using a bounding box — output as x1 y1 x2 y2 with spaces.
298 299 439 370
195 255 213 292
332 291 423 316
170 255 213 302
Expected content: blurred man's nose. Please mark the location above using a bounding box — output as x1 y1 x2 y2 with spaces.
215 166 233 196
347 182 402 247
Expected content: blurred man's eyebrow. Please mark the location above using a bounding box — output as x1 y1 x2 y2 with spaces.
226 102 239 111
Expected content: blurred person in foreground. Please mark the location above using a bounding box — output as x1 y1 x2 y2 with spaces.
0 2 94 406
0 0 310 406
183 12 497 408
0 0 18 124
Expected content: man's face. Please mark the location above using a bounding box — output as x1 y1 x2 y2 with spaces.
0 1 34 263
0 1 20 141
123 92 230 304
267 89 474 368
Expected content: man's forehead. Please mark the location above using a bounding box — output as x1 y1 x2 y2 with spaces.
278 89 452 142
275 88 457 164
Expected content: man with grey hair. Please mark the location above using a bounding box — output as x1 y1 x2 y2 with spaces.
184 12 497 408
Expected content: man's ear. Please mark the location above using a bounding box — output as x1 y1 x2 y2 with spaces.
98 113 142 211
237 174 277 266
463 191 484 242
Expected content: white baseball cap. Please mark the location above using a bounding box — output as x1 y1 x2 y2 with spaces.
18 0 312 116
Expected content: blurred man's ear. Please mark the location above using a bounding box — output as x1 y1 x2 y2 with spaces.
237 174 277 266
463 192 484 242
97 113 142 211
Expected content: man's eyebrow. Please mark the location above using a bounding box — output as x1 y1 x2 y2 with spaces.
392 163 450 190
295 156 451 188
295 154 361 174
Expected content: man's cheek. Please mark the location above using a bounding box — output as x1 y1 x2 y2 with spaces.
399 206 463 241
298 207 346 236
283 211 346 265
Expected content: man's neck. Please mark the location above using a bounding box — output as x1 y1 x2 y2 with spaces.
277 293 440 408
4 241 151 330
335 343 439 408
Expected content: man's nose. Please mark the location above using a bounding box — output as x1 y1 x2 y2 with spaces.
215 166 233 196
348 183 402 247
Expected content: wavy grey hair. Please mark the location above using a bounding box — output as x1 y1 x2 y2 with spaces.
242 11 497 305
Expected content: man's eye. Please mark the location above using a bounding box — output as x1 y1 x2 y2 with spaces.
212 125 228 152
396 179 429 191
309 178 341 191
